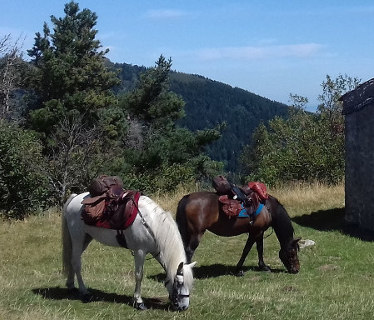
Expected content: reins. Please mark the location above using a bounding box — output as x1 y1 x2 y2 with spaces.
264 227 274 239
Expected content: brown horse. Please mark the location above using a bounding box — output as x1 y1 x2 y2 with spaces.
176 191 300 275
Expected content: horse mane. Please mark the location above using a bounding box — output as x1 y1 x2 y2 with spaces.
139 196 193 290
269 196 295 247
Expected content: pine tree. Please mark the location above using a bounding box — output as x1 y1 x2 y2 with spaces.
119 56 223 191
25 1 124 202
26 1 121 139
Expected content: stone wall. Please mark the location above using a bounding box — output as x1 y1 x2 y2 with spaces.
342 78 374 231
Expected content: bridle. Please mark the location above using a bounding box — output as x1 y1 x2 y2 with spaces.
165 274 190 307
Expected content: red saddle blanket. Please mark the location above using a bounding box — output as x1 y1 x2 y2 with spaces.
81 190 141 230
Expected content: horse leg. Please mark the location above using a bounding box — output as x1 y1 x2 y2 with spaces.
235 234 256 276
70 234 92 301
65 234 92 291
185 231 204 263
133 249 147 310
65 268 76 293
256 233 271 272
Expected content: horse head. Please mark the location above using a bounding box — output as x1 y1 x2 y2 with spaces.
279 238 301 274
165 261 196 311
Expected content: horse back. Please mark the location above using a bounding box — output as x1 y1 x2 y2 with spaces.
176 191 220 232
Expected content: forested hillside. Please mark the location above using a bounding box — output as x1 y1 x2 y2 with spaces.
170 72 289 171
113 63 289 171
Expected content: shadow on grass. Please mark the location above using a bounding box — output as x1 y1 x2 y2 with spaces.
149 264 286 281
193 264 285 279
292 207 374 241
292 207 346 231
32 287 169 310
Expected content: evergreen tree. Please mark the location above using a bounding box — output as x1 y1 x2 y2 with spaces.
124 56 184 130
118 56 223 192
26 1 121 141
25 1 124 202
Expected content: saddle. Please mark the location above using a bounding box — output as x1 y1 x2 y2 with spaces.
212 176 268 220
81 175 140 230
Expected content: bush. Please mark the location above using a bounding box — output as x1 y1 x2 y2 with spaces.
241 111 344 186
0 121 51 218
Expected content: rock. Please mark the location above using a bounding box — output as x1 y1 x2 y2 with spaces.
299 239 315 249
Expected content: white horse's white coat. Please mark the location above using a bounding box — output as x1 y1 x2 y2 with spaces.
62 192 195 310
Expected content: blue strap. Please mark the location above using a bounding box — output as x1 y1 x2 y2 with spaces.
238 203 264 218
255 203 264 216
238 208 249 218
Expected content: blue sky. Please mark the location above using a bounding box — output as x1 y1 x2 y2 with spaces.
1 0 373 110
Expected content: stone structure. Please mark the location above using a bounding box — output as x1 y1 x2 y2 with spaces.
340 78 374 231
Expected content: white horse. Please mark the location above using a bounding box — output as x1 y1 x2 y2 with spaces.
62 192 196 311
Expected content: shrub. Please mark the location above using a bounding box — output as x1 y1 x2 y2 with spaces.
0 121 51 218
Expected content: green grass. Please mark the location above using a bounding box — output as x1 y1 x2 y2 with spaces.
1 183 374 319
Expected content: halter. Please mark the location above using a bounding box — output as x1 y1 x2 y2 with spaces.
166 274 190 307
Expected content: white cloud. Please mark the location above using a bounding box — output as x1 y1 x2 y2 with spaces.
196 43 324 61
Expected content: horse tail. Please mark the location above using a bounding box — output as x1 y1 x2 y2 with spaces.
62 194 77 277
175 195 189 247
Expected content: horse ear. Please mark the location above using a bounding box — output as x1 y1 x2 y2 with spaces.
177 262 184 275
188 261 197 268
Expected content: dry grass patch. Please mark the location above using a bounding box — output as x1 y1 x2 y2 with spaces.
270 182 345 216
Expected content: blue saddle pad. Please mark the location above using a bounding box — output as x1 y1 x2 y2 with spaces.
238 203 264 218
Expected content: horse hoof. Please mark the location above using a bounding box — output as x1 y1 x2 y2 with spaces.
259 265 271 272
135 302 147 310
236 270 245 277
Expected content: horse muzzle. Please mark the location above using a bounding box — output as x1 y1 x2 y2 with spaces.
170 293 190 311
172 303 189 311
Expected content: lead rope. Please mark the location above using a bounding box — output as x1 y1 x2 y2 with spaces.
264 227 274 239
263 202 274 239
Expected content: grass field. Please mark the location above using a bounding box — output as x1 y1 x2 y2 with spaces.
1 183 374 320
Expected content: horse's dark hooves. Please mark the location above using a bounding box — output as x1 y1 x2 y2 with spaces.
235 270 245 277
259 265 271 272
134 302 148 310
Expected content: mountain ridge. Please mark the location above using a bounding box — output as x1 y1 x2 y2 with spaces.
113 62 290 172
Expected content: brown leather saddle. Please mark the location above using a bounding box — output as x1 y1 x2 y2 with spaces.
212 176 268 219
81 176 140 230
218 190 260 219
